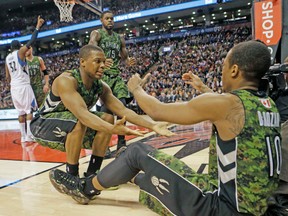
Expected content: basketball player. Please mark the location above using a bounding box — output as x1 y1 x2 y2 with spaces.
26 47 49 107
183 55 288 202
31 44 173 178
89 10 135 164
5 16 45 143
50 40 280 215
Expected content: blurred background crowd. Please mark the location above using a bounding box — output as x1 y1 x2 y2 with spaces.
0 0 252 111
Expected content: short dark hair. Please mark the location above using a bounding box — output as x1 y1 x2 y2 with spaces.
79 44 103 59
228 40 271 80
11 40 21 51
101 10 113 18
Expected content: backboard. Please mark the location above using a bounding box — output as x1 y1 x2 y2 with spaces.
75 0 103 16
54 0 103 22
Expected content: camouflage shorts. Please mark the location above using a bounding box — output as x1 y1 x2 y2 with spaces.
31 110 104 151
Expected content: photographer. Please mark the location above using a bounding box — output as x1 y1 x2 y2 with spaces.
274 56 288 195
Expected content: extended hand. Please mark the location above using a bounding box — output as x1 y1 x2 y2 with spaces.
140 73 151 87
182 71 206 92
128 73 143 93
152 122 175 137
113 116 147 136
105 58 114 69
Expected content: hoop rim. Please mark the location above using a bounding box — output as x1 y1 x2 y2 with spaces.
54 0 75 4
54 0 93 4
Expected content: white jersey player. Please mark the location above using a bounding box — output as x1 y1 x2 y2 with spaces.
5 16 45 143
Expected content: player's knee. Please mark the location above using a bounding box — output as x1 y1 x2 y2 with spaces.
127 143 154 158
71 121 87 134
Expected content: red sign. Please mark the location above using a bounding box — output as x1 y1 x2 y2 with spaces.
254 0 282 46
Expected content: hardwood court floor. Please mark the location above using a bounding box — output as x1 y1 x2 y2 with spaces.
0 118 211 216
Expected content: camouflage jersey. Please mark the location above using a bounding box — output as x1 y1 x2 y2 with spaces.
38 69 103 114
98 29 122 76
209 89 281 215
27 56 44 106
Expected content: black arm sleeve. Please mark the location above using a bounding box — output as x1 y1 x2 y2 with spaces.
43 69 48 75
26 29 39 49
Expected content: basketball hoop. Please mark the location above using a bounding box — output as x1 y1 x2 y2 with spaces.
54 0 102 22
54 0 75 22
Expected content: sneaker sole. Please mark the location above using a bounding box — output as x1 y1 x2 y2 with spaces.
49 170 70 195
49 170 91 205
106 185 119 190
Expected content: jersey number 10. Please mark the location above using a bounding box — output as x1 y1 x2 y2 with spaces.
266 135 281 177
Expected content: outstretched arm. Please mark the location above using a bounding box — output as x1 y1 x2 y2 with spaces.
100 81 174 137
18 16 45 61
128 74 230 125
53 75 144 137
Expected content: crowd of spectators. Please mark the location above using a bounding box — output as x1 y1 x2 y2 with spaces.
0 24 251 111
0 0 195 38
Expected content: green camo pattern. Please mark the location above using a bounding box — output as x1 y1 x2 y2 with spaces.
210 90 280 215
39 69 103 112
98 29 121 76
140 90 281 215
98 29 131 99
35 69 104 151
102 75 131 99
207 126 219 188
139 149 217 215
27 56 46 106
34 110 103 151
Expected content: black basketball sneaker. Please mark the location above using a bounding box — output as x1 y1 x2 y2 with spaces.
49 169 100 204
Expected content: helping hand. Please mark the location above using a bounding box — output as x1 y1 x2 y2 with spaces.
128 73 143 93
182 71 205 92
152 122 175 137
113 116 148 136
140 73 151 87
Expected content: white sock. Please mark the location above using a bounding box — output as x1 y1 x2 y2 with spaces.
26 120 32 136
19 123 26 138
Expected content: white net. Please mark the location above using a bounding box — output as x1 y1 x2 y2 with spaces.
54 0 75 22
